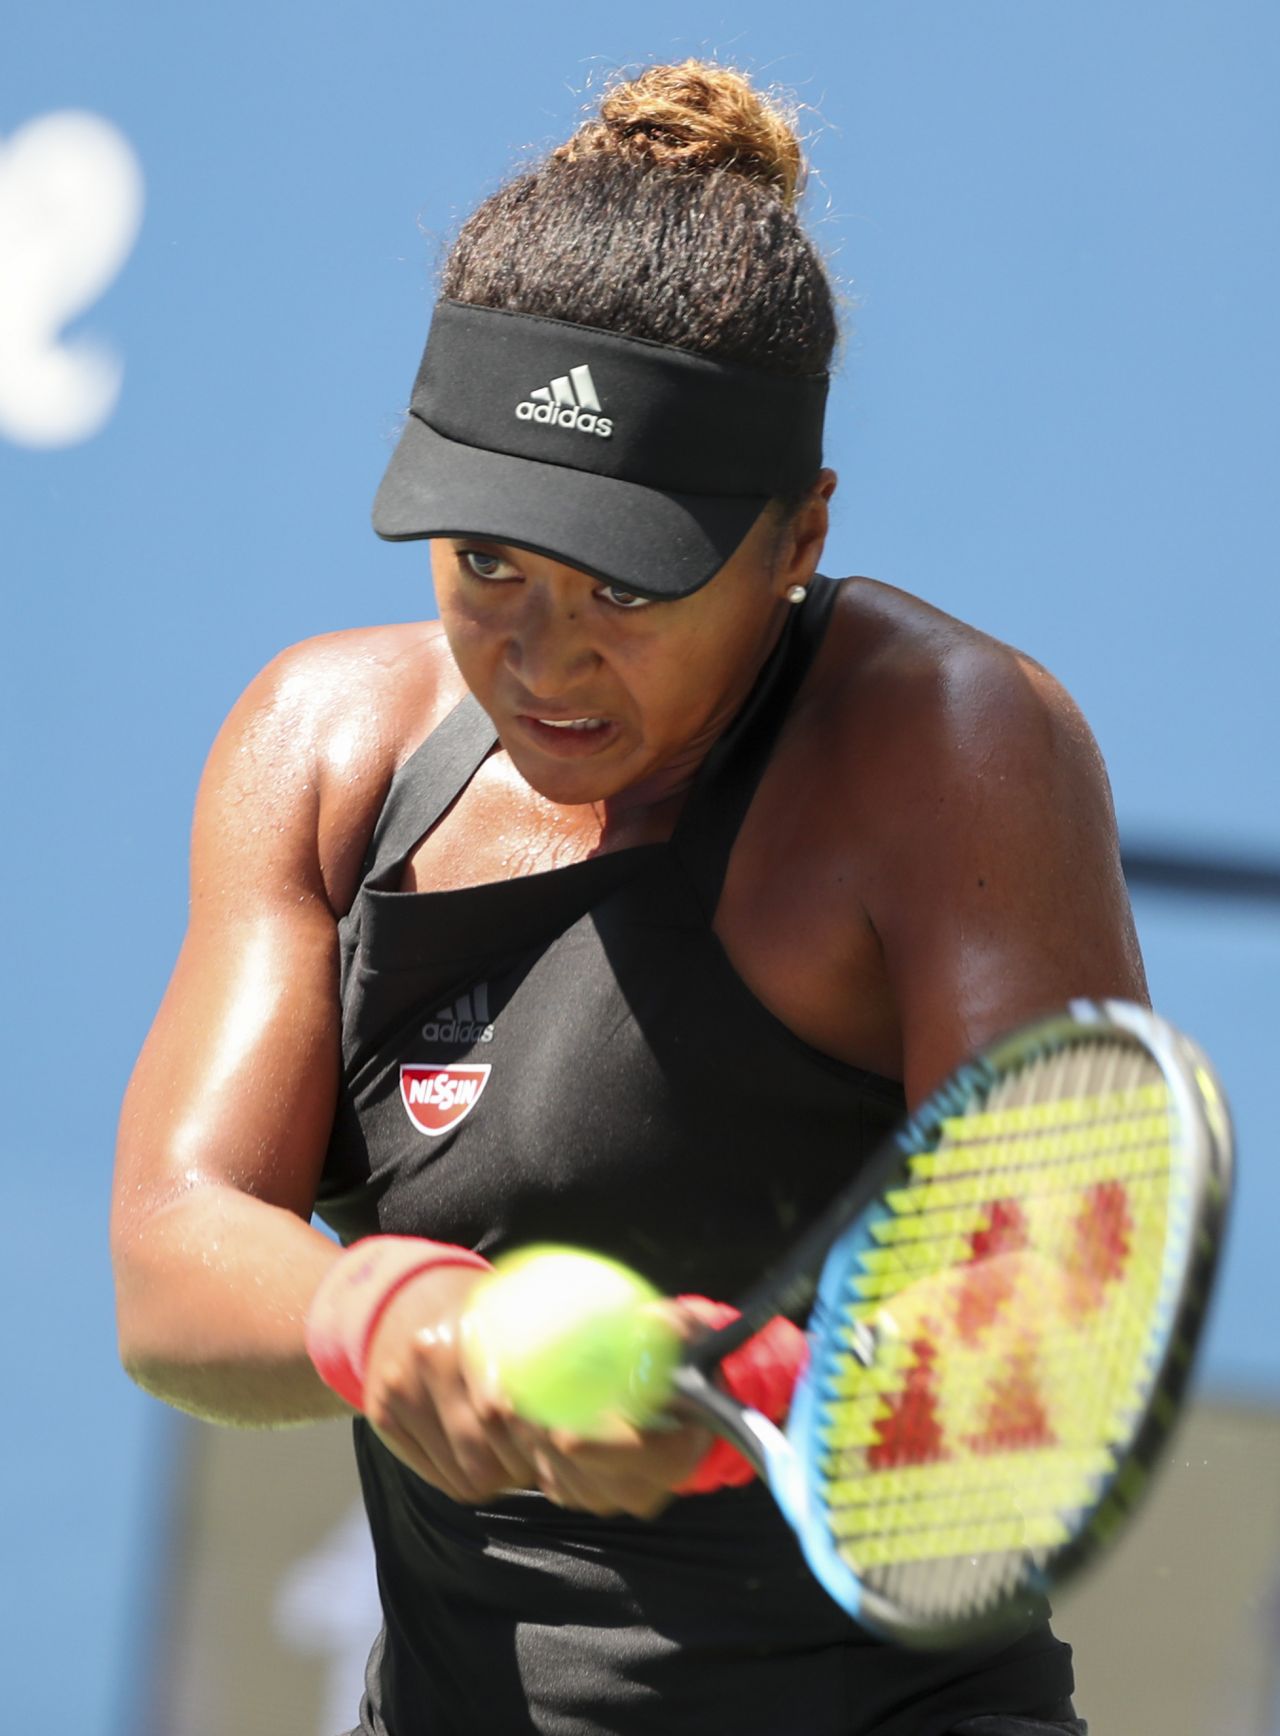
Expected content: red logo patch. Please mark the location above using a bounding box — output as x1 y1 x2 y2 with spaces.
399 1064 492 1136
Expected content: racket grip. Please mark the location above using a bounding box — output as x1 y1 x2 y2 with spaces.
673 1298 807 1493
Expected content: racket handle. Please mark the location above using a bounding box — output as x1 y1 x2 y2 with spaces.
672 1300 807 1488
673 1364 768 1481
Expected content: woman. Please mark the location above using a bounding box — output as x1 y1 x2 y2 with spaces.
112 61 1145 1736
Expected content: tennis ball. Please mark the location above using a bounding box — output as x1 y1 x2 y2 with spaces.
464 1245 680 1435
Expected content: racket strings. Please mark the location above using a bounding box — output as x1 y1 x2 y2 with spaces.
810 1036 1178 1621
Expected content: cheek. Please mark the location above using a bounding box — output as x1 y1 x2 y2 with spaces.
431 556 495 632
435 590 502 677
626 642 740 737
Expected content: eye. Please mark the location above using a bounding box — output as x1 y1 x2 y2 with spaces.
457 547 520 581
596 583 653 611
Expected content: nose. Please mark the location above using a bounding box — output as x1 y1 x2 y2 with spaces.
503 588 600 698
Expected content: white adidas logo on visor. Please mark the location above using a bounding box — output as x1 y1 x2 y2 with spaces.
515 365 613 439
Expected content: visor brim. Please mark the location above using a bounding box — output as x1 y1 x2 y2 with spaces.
372 414 769 601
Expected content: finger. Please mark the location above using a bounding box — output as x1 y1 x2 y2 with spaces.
461 1363 541 1489
508 1413 669 1507
547 1419 713 1487
370 1408 474 1506
374 1367 519 1505
530 1443 622 1515
436 1398 536 1501
531 1437 675 1519
471 1411 540 1492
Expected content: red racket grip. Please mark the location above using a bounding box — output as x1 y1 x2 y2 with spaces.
673 1297 808 1494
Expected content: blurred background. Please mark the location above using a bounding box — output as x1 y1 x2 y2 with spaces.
2 2 1276 1732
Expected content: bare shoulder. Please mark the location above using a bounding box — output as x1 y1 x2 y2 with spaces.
803 579 1144 1096
814 576 1101 793
820 575 1075 710
224 618 461 761
197 620 467 916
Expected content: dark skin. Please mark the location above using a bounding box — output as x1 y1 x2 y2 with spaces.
111 470 1147 1517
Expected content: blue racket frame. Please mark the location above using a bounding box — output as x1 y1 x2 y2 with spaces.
675 999 1233 1646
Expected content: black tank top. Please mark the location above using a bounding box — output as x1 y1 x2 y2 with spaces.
317 578 1075 1736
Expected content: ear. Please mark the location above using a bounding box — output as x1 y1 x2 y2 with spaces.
773 470 837 598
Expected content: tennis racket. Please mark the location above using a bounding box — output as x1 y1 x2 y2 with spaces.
499 998 1234 1646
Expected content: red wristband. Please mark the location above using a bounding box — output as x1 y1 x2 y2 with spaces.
673 1298 808 1495
305 1235 493 1411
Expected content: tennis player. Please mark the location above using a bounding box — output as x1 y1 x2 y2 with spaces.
112 61 1146 1735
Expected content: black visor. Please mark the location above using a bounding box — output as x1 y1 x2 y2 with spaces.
372 300 828 599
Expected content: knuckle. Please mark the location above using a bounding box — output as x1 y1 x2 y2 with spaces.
451 1430 506 1497
373 1367 415 1413
369 1339 437 1407
363 1394 392 1431
361 1379 406 1431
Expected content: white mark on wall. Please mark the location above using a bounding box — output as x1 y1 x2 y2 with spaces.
0 110 144 447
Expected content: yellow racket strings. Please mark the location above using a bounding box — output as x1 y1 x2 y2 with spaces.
814 1039 1178 1617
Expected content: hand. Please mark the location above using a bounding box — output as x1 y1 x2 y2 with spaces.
486 1297 714 1519
361 1264 539 1504
504 1408 713 1519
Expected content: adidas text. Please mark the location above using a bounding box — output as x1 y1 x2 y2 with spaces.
421 1018 495 1044
516 402 612 438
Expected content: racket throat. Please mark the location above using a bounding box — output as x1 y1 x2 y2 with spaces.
672 1364 781 1482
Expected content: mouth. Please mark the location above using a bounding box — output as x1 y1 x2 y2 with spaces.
516 713 620 757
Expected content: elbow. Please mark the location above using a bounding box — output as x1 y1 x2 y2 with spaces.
113 1300 211 1419
112 1282 169 1397
117 1339 167 1398
110 1216 179 1396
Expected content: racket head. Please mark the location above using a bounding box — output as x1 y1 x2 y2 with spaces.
780 998 1232 1646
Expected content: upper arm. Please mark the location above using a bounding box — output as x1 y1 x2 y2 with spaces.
112 644 357 1247
861 639 1148 1108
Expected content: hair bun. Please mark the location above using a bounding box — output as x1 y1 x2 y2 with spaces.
556 61 805 209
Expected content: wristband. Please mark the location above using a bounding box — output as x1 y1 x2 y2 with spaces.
305 1235 492 1411
672 1298 808 1495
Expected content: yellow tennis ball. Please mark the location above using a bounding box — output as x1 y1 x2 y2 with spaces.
464 1246 680 1435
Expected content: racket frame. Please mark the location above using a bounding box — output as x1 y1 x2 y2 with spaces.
674 998 1233 1645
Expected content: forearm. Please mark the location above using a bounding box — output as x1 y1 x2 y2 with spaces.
112 1185 350 1427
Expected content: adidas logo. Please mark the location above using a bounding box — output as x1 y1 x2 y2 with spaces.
515 364 612 438
421 982 495 1045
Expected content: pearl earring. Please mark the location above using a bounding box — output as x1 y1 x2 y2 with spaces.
786 585 807 605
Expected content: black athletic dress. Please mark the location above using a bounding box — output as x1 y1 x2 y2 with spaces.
316 579 1081 1736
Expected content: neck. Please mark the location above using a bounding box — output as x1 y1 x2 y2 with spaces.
592 602 793 842
587 768 697 852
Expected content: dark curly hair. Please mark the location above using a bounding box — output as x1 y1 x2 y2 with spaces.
442 61 837 384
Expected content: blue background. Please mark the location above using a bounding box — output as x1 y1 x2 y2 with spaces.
2 2 1277 1730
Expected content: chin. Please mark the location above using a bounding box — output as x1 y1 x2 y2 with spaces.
503 741 627 807
530 768 626 807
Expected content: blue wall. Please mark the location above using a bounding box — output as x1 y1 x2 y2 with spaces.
2 4 1276 1730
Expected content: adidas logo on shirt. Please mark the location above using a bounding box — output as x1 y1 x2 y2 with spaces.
421 982 495 1045
516 364 612 438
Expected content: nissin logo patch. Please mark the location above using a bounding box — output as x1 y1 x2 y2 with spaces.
399 1064 492 1136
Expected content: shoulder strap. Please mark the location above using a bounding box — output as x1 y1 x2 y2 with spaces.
672 576 841 915
359 693 497 888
